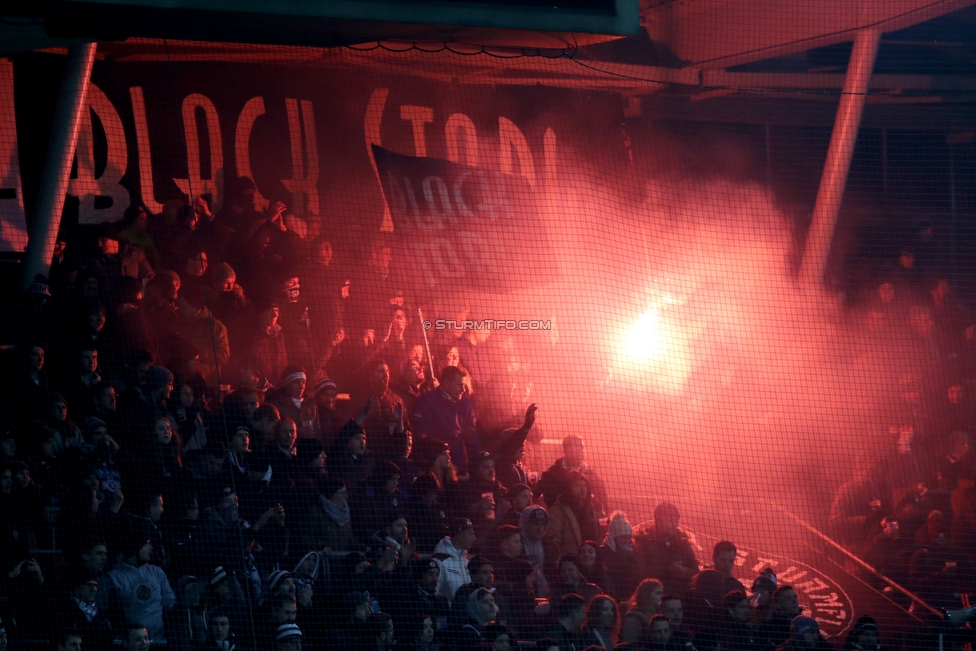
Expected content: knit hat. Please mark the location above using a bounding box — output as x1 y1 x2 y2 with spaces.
510 559 536 580
211 262 236 283
211 566 228 585
26 275 52 297
370 461 402 485
790 616 819 638
346 592 369 609
295 438 324 462
145 365 174 393
279 366 306 387
336 420 366 447
410 436 448 467
205 486 237 510
276 623 302 641
453 518 474 536
317 476 347 499
314 377 338 396
82 416 108 437
608 511 633 539
852 615 878 634
268 570 292 593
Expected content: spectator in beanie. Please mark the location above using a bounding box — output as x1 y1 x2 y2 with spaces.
635 502 698 595
384 560 449 636
257 594 298 651
775 616 832 651
269 367 308 425
309 378 344 449
484 623 517 651
748 571 777 628
334 592 372 650
433 518 476 602
293 437 326 493
404 474 449 553
499 483 533 529
491 404 538 490
841 615 883 651
206 565 249 631
352 461 404 542
409 437 458 492
497 559 545 641
276 621 304 651
445 450 505 524
207 262 250 352
327 410 375 489
56 569 114 650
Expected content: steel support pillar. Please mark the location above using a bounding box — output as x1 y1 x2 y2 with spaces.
800 28 880 287
21 42 97 289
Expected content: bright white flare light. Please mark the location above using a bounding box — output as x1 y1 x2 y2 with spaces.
615 305 693 396
625 308 666 361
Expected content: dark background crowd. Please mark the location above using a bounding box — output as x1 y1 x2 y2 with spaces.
0 182 974 651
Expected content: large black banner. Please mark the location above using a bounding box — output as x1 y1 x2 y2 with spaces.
7 52 622 291
373 145 555 292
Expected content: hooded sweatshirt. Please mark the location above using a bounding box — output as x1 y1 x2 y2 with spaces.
433 537 470 602
520 505 552 595
108 559 177 640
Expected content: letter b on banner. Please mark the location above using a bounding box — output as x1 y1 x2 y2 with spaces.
68 84 130 224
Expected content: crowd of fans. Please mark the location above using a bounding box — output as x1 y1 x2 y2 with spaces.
829 249 976 616
0 183 972 651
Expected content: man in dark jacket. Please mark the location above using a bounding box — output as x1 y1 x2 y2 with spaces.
411 366 478 469
535 435 609 511
635 502 699 595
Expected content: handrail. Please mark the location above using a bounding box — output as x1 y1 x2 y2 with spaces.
764 500 944 619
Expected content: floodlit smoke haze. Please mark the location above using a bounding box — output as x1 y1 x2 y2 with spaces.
465 144 937 541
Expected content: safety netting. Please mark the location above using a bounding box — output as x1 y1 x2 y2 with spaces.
1 11 976 651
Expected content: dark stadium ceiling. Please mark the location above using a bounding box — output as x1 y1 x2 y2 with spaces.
2 0 976 127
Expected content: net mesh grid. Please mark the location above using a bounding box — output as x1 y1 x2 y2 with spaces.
0 12 975 651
